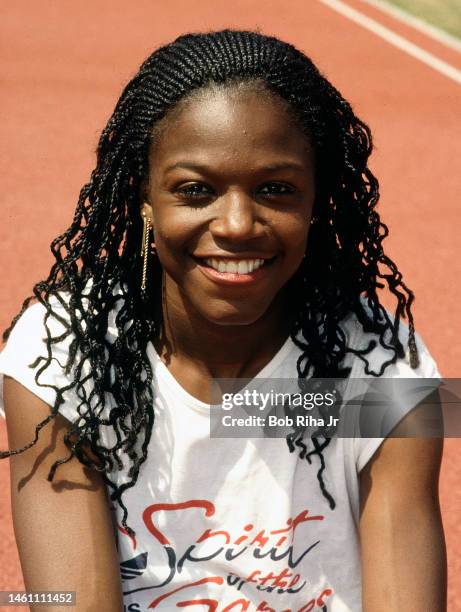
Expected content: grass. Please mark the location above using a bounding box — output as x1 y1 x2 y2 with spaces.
384 0 461 40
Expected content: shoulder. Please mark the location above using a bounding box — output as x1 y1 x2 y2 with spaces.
0 281 128 424
0 292 79 368
336 301 442 473
0 283 97 422
1 299 62 367
340 299 441 379
0 297 74 421
1 278 125 354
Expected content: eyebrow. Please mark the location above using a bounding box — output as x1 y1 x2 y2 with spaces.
163 161 307 174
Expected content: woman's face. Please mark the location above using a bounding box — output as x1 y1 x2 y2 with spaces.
143 85 316 327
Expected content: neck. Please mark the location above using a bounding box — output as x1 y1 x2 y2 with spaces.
153 279 293 380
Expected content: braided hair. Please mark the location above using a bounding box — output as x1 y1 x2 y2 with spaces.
1 29 420 535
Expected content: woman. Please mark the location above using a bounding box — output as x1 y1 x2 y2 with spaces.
0 30 446 611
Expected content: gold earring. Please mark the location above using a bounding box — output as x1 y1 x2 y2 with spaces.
141 211 152 291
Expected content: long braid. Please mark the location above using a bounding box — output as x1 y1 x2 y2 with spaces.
1 29 420 534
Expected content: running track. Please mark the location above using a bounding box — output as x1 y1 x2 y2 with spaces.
1 1 460 609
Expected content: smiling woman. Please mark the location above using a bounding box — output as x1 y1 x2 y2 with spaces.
0 30 446 612
143 82 315 333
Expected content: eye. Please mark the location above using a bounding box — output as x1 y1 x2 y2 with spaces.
176 183 214 200
257 182 296 197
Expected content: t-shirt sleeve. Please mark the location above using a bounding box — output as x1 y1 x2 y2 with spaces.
0 299 83 424
350 322 442 473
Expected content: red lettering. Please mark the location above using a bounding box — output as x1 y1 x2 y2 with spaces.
143 500 215 545
269 525 292 536
298 600 315 612
291 510 324 533
316 588 333 606
246 570 261 584
274 536 287 547
287 574 301 588
271 568 293 588
234 524 254 545
221 599 251 611
255 602 276 612
258 571 277 586
250 530 270 547
197 529 231 545
177 599 218 611
148 576 223 609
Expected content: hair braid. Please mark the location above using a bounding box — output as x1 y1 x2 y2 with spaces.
2 29 421 534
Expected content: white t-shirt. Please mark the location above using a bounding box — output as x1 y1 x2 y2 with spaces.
0 293 441 612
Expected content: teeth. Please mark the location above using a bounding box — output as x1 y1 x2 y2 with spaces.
204 258 266 274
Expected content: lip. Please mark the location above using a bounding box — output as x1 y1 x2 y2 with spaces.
192 252 276 260
193 255 277 286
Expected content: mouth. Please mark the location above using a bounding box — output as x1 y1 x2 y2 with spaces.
191 255 277 285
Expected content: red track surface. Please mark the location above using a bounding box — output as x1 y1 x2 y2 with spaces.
1 1 460 609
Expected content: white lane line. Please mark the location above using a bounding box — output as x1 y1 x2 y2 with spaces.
318 0 461 85
359 0 461 53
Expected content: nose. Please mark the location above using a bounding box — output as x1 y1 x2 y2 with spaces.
209 190 263 241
